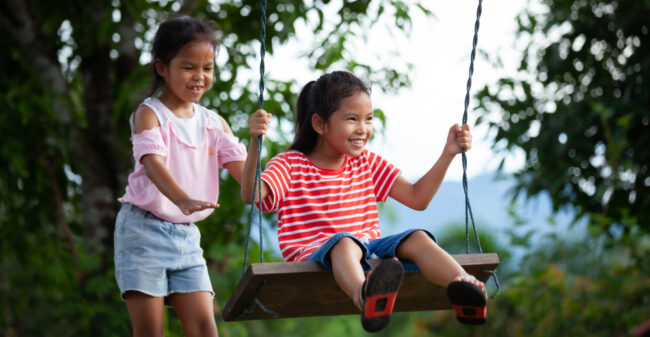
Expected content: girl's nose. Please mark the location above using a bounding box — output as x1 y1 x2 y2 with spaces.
200 70 212 81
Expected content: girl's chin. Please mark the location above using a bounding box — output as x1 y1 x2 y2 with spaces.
347 149 365 157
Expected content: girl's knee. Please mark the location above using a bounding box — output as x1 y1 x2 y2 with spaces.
330 236 363 259
133 323 164 337
397 230 437 257
197 317 218 337
406 230 436 246
181 313 218 337
334 236 361 250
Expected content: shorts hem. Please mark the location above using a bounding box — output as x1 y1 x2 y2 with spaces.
120 288 168 300
120 289 215 301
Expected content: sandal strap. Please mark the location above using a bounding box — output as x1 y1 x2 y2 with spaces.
363 292 398 318
453 304 487 319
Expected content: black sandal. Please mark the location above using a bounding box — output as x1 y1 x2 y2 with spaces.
360 258 404 332
446 277 488 325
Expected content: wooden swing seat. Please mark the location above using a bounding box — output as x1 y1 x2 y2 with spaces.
223 253 499 321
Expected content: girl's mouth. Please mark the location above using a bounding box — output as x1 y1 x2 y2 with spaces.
350 139 365 147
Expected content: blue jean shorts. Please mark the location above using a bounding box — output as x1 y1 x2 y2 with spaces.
114 204 214 300
306 229 436 273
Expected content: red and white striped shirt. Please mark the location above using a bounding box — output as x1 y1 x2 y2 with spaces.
260 149 401 262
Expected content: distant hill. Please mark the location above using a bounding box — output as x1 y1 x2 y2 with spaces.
379 172 576 237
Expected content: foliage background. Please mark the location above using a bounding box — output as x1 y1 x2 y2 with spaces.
1 0 648 336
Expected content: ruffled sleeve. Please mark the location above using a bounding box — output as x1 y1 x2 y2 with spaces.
131 127 168 163
216 132 247 166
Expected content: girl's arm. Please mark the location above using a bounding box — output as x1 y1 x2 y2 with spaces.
224 161 244 184
388 124 472 211
142 155 218 213
135 106 218 215
217 115 245 184
241 109 272 204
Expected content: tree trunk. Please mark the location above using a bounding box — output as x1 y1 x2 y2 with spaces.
73 2 122 252
79 46 120 252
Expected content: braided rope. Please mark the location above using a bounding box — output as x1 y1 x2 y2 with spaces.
242 0 268 277
237 0 279 319
256 0 267 263
462 0 482 255
461 0 500 298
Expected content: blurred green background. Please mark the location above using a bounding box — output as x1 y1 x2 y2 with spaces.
0 0 648 336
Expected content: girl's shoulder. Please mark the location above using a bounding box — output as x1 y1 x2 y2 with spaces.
137 97 171 126
360 149 385 161
269 150 309 166
350 149 373 162
130 98 166 133
193 103 226 131
349 149 390 169
276 149 307 160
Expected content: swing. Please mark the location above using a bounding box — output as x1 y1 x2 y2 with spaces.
223 254 498 321
223 0 499 322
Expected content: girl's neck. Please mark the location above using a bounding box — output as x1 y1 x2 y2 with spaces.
158 91 194 119
307 147 346 170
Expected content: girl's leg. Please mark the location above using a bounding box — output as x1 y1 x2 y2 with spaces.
395 230 483 289
397 231 487 325
124 291 165 337
329 237 366 310
169 291 218 337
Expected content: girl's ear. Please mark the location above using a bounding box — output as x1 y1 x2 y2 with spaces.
154 59 167 78
311 113 324 135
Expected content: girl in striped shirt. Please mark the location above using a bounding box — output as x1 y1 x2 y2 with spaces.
243 71 487 332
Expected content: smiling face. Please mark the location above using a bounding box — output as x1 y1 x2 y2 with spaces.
315 92 374 160
156 40 214 108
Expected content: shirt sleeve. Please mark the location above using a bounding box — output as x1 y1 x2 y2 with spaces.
366 151 401 202
131 127 168 163
216 132 247 167
260 153 292 213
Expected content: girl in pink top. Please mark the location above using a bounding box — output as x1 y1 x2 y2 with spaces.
243 71 487 332
114 16 246 337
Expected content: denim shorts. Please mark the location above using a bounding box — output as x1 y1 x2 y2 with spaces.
114 204 214 300
306 229 436 273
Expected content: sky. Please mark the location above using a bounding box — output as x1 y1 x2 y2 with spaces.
262 1 529 181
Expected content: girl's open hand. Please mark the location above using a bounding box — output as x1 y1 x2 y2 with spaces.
444 124 472 156
178 199 219 215
249 109 271 139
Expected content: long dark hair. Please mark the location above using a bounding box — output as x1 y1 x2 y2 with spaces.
289 71 370 154
146 16 220 97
